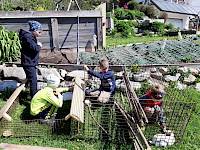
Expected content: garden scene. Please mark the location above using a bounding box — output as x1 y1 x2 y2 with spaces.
0 0 200 150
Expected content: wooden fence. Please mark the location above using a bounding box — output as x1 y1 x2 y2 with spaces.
0 11 103 51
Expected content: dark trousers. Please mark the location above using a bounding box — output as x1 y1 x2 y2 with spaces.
23 66 37 98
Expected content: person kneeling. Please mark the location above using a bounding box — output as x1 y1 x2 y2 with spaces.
30 74 73 125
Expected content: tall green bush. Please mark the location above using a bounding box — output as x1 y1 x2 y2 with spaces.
151 21 164 32
114 9 126 20
135 10 144 20
0 26 21 64
165 23 175 30
127 0 140 10
116 21 134 37
124 9 136 20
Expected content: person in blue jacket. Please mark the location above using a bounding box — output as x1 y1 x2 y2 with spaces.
19 20 43 98
84 58 116 104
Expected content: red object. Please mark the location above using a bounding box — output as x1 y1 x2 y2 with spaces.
145 90 162 106
124 5 127 9
101 1 104 4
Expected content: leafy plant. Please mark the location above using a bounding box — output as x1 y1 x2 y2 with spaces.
151 21 164 32
124 9 136 20
114 9 126 20
134 10 144 20
179 72 189 83
167 66 179 76
164 23 175 30
0 26 21 64
127 0 140 10
183 56 192 63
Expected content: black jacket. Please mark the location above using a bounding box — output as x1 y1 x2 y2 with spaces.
19 29 41 66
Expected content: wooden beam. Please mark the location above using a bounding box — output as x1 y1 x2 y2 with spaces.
97 18 103 49
51 18 60 51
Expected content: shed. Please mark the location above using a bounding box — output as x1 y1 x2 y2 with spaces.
0 11 103 52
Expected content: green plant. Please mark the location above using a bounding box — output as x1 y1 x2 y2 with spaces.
114 9 126 20
0 26 21 64
183 56 192 63
164 23 175 30
116 21 133 37
145 30 150 37
127 0 140 10
134 10 144 20
124 9 136 20
167 66 179 76
151 21 164 32
179 72 189 83
140 5 158 19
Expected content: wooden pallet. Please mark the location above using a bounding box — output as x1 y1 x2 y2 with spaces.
65 77 84 124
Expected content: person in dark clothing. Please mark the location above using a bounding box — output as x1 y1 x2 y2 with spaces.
139 85 167 133
19 20 43 98
84 58 116 104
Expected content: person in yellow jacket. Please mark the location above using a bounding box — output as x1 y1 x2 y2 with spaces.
30 74 72 120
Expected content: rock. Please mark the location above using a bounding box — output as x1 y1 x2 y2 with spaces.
189 68 198 75
151 72 163 80
60 69 67 78
37 68 63 82
3 67 26 81
175 81 187 90
178 67 188 73
116 79 125 89
130 81 141 89
115 71 124 79
150 68 157 73
147 77 168 87
183 74 196 84
159 67 168 75
164 73 180 82
195 83 200 91
133 71 150 82
66 70 88 80
0 80 19 91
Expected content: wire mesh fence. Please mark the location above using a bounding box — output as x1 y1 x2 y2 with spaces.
79 36 200 65
0 64 197 149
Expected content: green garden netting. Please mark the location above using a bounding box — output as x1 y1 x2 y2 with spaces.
79 35 200 65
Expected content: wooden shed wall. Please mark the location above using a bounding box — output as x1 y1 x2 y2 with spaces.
0 11 102 51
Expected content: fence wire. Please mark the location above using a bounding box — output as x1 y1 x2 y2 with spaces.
0 65 197 149
79 36 200 65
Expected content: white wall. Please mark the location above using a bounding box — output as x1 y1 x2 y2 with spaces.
166 12 191 29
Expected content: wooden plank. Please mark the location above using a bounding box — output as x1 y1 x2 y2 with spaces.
65 77 84 123
58 23 96 30
0 143 68 150
97 18 103 49
51 18 59 51
0 82 26 121
0 11 102 18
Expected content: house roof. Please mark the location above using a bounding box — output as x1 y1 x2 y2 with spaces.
151 0 198 15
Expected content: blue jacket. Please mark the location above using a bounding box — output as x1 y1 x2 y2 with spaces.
19 29 41 66
88 68 116 94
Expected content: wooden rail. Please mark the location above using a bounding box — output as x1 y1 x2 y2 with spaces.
0 82 26 121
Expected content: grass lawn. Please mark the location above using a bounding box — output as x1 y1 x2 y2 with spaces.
0 86 199 149
106 35 179 47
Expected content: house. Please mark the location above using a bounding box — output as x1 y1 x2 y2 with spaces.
150 0 198 29
119 0 198 29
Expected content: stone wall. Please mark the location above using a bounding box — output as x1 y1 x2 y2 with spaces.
1 64 200 93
